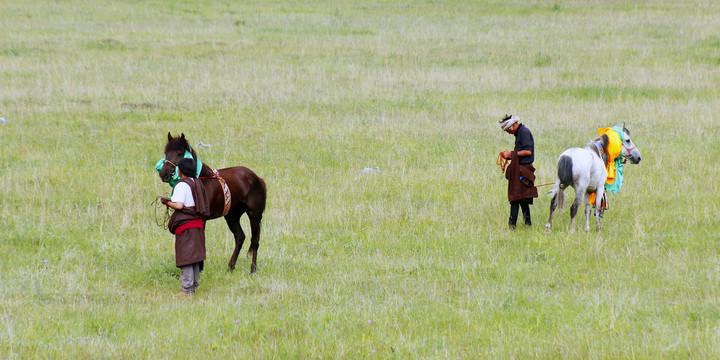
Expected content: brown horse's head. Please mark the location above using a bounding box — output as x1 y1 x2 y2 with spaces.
159 132 193 183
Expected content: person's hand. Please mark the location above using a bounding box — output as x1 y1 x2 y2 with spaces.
501 151 511 159
160 196 170 206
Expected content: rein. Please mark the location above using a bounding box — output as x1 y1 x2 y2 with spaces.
621 144 636 164
151 196 171 229
496 152 509 173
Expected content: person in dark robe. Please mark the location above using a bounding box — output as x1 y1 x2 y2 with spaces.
161 158 210 297
499 114 538 229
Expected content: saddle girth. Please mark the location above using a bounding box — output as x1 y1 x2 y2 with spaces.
211 169 232 216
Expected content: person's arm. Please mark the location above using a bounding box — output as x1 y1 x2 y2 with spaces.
161 197 184 210
162 179 191 210
516 149 532 157
502 150 532 159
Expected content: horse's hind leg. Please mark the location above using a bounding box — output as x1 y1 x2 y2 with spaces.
546 186 564 231
224 213 246 271
247 210 263 274
546 194 558 231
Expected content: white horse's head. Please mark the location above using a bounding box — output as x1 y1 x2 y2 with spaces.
620 124 641 164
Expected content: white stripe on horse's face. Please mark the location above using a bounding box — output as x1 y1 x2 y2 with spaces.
621 129 642 164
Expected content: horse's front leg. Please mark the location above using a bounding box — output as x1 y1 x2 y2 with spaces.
584 193 592 232
594 188 604 232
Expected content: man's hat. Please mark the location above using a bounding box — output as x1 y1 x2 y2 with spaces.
499 114 519 130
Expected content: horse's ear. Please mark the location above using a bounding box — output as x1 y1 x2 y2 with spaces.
167 132 173 142
180 133 186 142
622 122 630 135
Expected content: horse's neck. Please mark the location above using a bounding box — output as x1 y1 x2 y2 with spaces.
185 146 214 177
587 134 609 164
199 163 215 177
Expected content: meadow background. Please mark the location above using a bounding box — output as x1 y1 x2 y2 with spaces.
1 0 719 358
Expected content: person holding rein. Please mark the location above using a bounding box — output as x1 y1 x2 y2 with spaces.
500 114 538 229
161 157 210 297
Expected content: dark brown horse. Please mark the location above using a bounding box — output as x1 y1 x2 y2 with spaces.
158 133 266 273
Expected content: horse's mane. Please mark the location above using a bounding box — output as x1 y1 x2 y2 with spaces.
587 133 609 157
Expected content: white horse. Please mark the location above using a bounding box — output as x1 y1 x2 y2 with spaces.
545 124 641 233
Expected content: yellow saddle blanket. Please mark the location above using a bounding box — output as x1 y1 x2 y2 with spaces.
589 127 621 206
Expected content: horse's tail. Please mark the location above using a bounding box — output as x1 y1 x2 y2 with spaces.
550 155 574 211
547 180 566 212
247 174 267 257
555 185 565 211
557 155 573 187
258 176 267 203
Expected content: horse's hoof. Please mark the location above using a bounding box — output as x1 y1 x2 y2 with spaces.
250 265 257 274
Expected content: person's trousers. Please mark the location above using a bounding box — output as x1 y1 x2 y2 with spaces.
509 200 532 228
180 262 201 294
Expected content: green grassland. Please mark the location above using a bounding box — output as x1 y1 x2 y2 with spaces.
1 0 719 358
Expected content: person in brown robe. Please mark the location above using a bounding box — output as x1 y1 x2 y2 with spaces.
161 158 210 297
499 115 538 229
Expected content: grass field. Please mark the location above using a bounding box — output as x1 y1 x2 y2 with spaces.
1 0 719 358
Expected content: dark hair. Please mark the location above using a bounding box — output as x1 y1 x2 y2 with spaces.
177 158 197 178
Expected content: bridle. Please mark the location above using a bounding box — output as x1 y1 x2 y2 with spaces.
622 143 636 154
163 158 178 167
163 150 187 168
160 154 182 179
155 144 197 187
621 141 636 164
